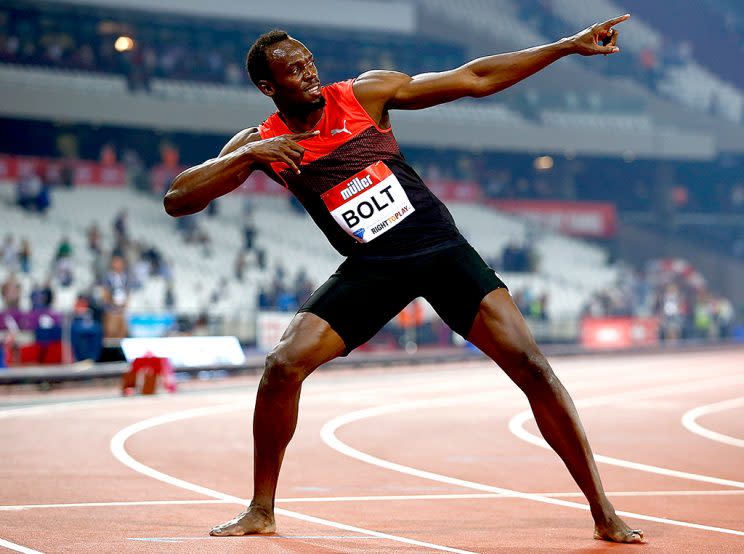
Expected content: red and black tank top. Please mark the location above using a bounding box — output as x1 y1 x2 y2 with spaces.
258 79 464 259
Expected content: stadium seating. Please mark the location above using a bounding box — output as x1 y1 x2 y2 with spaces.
1 181 618 322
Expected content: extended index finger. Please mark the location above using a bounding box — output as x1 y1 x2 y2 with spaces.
600 13 630 29
287 130 320 141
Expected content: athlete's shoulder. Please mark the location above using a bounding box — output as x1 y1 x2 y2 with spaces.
353 70 411 95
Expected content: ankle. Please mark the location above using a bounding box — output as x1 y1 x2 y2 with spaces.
249 501 275 517
590 500 616 524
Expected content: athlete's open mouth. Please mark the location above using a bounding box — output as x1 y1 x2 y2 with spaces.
305 83 321 94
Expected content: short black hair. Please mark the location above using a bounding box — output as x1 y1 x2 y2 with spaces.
246 29 290 87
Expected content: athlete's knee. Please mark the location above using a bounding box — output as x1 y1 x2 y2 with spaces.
511 349 556 391
261 348 313 389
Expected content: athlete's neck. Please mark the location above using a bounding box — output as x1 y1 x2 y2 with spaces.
276 99 325 132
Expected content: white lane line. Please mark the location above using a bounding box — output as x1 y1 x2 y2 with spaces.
280 489 744 500
0 538 43 554
0 500 231 511
128 535 386 542
508 376 744 489
320 393 744 537
681 397 744 448
3 489 744 511
109 402 477 554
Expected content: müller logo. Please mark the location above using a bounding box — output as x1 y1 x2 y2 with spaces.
340 174 373 200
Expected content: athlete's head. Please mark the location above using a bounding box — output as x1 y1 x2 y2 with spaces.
247 30 324 113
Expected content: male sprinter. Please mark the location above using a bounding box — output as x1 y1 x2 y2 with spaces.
164 14 643 544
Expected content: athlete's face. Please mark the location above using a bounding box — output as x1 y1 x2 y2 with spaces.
262 39 323 108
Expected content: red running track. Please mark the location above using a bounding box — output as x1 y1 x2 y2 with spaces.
1 349 743 553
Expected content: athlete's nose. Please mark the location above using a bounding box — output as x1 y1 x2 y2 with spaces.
303 63 318 83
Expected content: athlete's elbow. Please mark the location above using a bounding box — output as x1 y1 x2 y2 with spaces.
163 191 182 217
468 73 511 98
163 187 199 217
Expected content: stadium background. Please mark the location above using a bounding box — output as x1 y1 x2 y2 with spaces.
1 0 744 369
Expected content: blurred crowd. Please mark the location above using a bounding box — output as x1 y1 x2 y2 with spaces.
0 202 173 341
0 3 461 91
258 266 315 313
583 259 735 341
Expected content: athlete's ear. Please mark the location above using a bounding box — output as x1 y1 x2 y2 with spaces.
257 80 275 97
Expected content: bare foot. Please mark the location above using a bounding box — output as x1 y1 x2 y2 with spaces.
209 505 276 536
594 512 644 543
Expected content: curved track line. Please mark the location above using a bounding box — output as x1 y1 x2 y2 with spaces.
109 402 477 554
681 397 744 448
0 538 43 554
508 376 744 488
320 394 744 537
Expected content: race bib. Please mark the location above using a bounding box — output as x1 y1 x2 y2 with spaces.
321 161 415 243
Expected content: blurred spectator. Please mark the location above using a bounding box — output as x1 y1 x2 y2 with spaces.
123 149 148 192
70 292 104 361
1 272 21 309
234 251 247 281
258 268 315 312
243 221 256 251
87 222 102 254
102 255 130 338
113 209 128 243
164 281 175 311
30 279 53 310
209 277 229 304
141 244 164 276
18 238 31 274
242 199 256 250
131 246 151 290
658 283 685 341
294 269 314 306
1 234 18 269
16 167 49 213
53 256 74 287
55 236 73 260
206 198 219 217
501 240 535 272
289 195 305 214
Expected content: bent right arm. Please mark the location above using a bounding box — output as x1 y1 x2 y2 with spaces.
163 128 318 217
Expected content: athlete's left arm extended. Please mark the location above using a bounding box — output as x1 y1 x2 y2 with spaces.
354 14 628 116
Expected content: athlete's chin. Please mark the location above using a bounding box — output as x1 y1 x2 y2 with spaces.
306 95 326 108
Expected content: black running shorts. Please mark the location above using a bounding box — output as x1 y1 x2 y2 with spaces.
298 242 507 355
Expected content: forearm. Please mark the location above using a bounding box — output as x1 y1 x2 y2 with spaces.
164 148 255 217
465 38 575 97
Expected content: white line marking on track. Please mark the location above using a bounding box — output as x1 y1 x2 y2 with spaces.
0 499 231 511
127 535 386 542
3 489 744 512
280 489 744 500
681 396 744 447
509 376 744 488
0 538 43 554
109 402 478 554
320 391 744 537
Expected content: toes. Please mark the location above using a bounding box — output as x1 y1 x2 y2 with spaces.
593 526 645 543
209 523 240 537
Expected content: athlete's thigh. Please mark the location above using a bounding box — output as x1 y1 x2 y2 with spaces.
298 259 416 355
423 243 507 339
